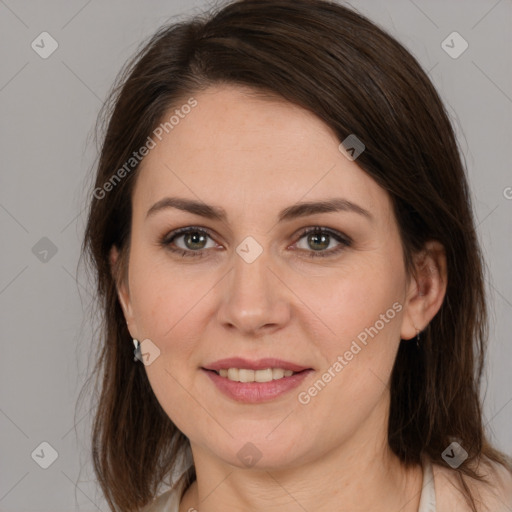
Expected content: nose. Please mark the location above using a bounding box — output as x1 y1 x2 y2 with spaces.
216 243 291 337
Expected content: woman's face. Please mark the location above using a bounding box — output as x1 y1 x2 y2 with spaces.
114 84 419 469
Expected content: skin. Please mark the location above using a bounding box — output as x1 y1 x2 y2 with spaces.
111 84 449 512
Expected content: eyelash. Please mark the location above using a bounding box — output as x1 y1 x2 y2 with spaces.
159 226 352 259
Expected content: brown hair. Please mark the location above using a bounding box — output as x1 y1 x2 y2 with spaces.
79 1 512 510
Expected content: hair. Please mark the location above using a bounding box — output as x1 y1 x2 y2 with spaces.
79 0 512 511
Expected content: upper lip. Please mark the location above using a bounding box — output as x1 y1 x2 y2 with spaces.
202 357 312 372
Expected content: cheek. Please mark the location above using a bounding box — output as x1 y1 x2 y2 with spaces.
299 255 404 353
128 261 211 430
296 257 405 410
294 277 403 436
128 243 209 340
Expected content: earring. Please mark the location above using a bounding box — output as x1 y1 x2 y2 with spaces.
415 329 421 348
133 338 141 362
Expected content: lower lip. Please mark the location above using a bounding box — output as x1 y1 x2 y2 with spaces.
202 368 313 403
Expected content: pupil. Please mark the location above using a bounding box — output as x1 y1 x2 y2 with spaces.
309 233 329 251
186 232 206 250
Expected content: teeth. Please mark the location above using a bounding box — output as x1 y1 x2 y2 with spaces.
216 368 297 382
272 368 285 380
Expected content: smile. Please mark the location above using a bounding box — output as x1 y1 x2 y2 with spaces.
201 368 313 403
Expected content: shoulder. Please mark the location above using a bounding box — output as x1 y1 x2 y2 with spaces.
432 457 512 512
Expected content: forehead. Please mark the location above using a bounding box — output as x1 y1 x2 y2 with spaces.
132 84 389 222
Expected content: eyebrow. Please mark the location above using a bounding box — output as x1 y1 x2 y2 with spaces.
146 196 373 223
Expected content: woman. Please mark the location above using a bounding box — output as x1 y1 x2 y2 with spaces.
80 1 512 511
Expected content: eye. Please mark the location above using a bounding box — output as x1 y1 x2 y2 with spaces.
293 227 351 258
160 226 218 258
159 226 351 259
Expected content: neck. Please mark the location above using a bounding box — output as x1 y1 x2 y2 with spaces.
179 399 423 512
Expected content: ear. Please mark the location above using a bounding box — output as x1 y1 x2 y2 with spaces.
400 240 447 340
109 245 136 337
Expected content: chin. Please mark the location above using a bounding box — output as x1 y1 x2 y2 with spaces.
214 433 309 470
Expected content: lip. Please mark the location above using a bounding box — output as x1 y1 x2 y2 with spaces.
202 357 311 372
202 367 314 403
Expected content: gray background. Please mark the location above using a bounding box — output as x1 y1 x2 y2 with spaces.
1 0 511 510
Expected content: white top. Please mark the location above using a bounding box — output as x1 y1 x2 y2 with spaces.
418 454 437 512
143 456 436 512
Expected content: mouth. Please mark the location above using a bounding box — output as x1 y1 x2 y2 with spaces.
200 357 314 403
202 367 309 383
